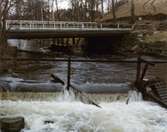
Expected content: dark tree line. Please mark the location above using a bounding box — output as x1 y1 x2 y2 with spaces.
6 0 132 22
0 0 15 56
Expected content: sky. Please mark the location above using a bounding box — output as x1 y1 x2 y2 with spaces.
57 0 108 10
58 0 70 9
55 0 70 9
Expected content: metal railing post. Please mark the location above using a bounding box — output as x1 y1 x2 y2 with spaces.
42 21 44 29
54 22 55 29
60 22 62 29
5 20 134 31
117 24 120 29
100 24 103 28
20 21 22 29
82 24 84 29
67 57 71 90
30 22 31 29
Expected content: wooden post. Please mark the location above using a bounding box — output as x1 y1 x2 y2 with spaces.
135 56 141 86
13 46 18 70
67 57 71 91
140 64 149 81
72 37 75 46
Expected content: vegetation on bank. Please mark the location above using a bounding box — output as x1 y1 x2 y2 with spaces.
119 31 167 58
141 31 167 57
101 0 167 22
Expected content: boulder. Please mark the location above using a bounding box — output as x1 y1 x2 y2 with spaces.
1 117 25 132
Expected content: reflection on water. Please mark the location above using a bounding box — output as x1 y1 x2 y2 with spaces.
8 39 52 53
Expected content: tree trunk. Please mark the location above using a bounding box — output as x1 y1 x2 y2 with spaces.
55 0 59 20
101 0 104 16
130 0 136 23
112 0 116 22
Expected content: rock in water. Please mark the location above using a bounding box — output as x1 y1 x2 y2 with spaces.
1 117 25 132
0 80 11 92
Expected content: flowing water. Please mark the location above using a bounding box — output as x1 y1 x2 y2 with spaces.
1 95 167 132
1 40 167 132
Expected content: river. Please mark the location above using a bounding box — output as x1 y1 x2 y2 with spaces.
0 40 167 132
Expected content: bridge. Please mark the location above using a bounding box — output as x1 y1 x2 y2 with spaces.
6 20 132 39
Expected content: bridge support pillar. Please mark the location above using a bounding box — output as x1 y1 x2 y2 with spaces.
72 37 75 45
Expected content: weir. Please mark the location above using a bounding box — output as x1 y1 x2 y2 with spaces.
1 57 167 131
1 91 167 132
1 57 167 102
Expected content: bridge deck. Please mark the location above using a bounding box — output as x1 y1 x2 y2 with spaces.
6 20 132 39
7 28 131 39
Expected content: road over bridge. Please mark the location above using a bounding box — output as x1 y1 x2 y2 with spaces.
5 20 132 39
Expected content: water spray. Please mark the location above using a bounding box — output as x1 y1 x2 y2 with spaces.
51 74 102 108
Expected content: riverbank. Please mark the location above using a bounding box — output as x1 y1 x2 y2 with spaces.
119 31 167 58
142 31 167 57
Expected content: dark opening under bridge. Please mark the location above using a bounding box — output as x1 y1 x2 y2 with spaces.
6 20 132 39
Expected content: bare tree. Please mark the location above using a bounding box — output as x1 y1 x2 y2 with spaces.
20 0 50 20
89 0 96 21
0 0 15 56
101 0 104 16
107 0 111 13
111 0 116 22
130 0 135 23
143 0 157 13
55 0 59 20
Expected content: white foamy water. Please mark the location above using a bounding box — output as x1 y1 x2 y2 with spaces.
127 90 143 103
0 100 167 132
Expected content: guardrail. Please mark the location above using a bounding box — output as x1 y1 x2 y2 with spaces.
6 20 99 30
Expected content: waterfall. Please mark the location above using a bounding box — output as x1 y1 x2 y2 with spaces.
1 85 167 132
0 100 167 132
127 90 143 103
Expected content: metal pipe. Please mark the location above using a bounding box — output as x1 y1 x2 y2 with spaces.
1 58 167 64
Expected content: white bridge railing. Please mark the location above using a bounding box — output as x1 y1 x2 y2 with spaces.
6 20 131 31
6 20 100 30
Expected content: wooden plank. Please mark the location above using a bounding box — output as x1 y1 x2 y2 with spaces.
152 79 167 104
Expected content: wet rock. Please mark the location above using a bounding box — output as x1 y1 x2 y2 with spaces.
1 117 25 132
0 80 11 92
44 120 54 124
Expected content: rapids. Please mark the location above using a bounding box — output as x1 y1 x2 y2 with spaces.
1 93 167 132
2 41 167 132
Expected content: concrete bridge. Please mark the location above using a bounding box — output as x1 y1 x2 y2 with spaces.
6 20 132 39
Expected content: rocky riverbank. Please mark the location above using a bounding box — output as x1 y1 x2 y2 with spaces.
119 31 167 58
138 31 167 57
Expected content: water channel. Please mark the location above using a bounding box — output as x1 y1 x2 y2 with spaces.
0 40 167 132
